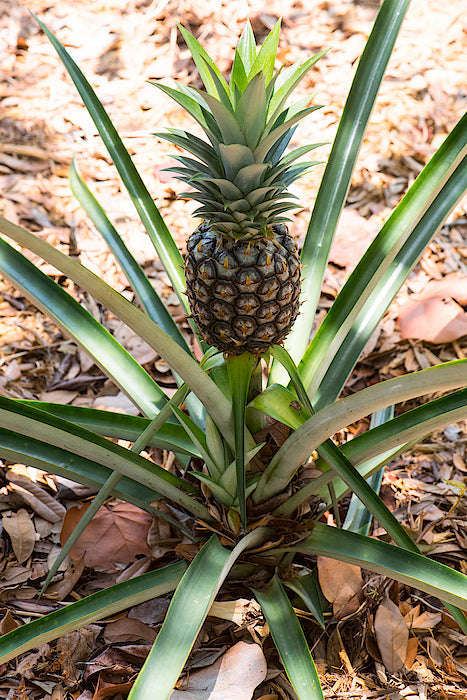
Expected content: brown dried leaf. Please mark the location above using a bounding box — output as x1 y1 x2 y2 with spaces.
169 641 267 700
103 616 157 644
398 273 467 343
374 598 409 674
43 558 86 601
404 636 418 670
60 503 152 568
2 508 36 564
329 208 380 270
0 608 20 634
7 477 66 523
317 556 363 618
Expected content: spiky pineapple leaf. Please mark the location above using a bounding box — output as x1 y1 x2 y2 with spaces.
230 50 249 93
151 82 215 136
233 163 269 192
254 106 322 161
267 48 329 121
235 20 257 75
235 72 268 149
196 90 246 145
218 143 255 178
154 129 219 170
170 404 222 482
177 24 231 100
249 19 281 83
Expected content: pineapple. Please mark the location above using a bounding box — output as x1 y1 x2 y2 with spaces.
154 21 325 354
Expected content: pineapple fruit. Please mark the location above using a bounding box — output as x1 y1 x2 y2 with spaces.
155 21 325 354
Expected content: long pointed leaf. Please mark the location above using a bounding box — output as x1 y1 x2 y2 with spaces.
0 561 186 664
287 522 467 612
0 215 234 441
227 353 257 530
311 155 467 407
129 528 270 700
35 16 187 308
69 158 189 351
256 360 467 501
282 0 411 370
0 236 167 417
302 125 467 403
254 576 324 699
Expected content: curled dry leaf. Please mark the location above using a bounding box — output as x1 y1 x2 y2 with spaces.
208 599 262 628
398 273 467 343
374 597 409 674
60 503 152 568
2 508 36 564
317 556 363 618
7 479 66 523
169 641 267 700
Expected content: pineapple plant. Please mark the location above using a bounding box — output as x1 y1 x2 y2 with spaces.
0 4 467 699
154 22 325 354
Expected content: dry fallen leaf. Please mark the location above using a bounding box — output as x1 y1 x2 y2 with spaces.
2 508 36 564
398 273 467 343
104 616 157 644
374 597 409 674
43 558 86 601
317 556 363 618
169 641 267 700
329 208 380 270
60 503 153 568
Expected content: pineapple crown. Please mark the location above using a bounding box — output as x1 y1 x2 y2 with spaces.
154 20 327 237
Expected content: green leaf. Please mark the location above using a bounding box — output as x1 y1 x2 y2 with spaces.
170 404 222 482
69 158 189 352
276 387 467 520
196 90 246 145
18 401 198 455
0 215 234 441
235 73 267 149
0 397 212 521
254 576 324 699
283 571 326 630
254 106 322 162
129 529 271 700
235 21 257 75
342 407 394 536
0 236 167 418
283 0 411 370
0 426 162 510
262 347 418 554
41 384 193 594
154 129 220 170
0 561 186 664
267 49 329 123
248 384 310 429
35 16 187 308
257 359 467 502
227 353 257 530
218 143 255 179
288 522 467 613
310 153 467 408
177 25 231 99
250 19 281 83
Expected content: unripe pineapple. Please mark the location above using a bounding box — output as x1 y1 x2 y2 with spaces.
154 21 325 354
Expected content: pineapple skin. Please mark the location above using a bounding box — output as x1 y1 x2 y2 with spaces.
185 222 300 355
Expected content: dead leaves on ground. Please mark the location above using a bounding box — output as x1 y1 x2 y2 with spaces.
60 502 153 568
398 274 467 344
